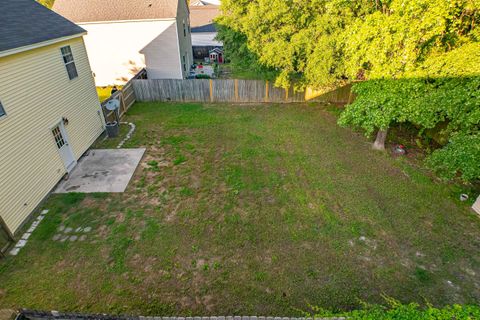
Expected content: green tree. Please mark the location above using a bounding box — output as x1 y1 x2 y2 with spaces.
37 0 55 8
218 0 480 181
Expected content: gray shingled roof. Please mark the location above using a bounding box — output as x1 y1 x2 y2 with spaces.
53 0 180 23
0 0 85 53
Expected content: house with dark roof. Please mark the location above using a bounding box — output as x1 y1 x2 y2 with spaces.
189 4 223 59
53 0 193 85
0 0 105 237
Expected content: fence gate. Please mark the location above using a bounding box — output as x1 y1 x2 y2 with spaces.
101 69 145 122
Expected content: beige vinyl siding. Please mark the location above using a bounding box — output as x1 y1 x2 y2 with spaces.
141 23 183 79
0 37 104 234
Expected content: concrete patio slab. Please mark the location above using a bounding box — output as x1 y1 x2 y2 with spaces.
54 149 145 193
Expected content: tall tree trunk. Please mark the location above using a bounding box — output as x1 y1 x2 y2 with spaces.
372 129 388 151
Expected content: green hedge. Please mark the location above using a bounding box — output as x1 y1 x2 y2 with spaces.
312 300 480 319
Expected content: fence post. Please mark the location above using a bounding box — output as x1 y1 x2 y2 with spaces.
234 79 239 101
0 216 14 243
120 92 127 117
348 90 353 104
209 79 214 103
265 80 269 102
285 87 289 102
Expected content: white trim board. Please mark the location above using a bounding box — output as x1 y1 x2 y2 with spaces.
0 33 86 58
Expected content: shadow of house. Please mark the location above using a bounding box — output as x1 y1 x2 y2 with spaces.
140 23 186 79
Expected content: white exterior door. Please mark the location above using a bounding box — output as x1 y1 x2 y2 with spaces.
52 122 76 173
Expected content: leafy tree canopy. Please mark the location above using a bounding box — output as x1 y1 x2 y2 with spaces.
218 0 479 88
217 0 480 182
37 0 55 9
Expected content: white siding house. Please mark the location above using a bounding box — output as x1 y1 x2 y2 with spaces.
189 4 223 59
0 0 105 237
53 0 193 86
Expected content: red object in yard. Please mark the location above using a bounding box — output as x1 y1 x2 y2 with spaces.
393 144 407 155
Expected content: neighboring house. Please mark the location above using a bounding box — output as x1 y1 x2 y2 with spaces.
189 4 223 60
0 0 105 237
53 0 193 86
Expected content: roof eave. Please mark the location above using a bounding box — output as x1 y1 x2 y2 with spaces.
77 17 176 25
0 32 87 58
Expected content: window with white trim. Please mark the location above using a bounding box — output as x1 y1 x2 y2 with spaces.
60 46 78 80
52 125 66 149
0 101 6 118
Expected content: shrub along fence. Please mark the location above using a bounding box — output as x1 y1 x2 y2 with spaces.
132 79 353 105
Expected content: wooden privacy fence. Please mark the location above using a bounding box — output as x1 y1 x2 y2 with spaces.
101 69 147 122
132 79 353 105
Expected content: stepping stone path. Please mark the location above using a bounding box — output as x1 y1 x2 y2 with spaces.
10 209 49 256
53 224 93 242
117 122 136 149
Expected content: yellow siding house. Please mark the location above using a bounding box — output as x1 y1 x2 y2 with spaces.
0 0 105 239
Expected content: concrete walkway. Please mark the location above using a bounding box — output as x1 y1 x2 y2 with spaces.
55 149 145 193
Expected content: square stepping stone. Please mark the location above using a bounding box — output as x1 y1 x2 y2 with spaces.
64 227 73 233
52 234 62 241
16 240 27 248
69 235 78 242
21 233 31 240
83 227 92 233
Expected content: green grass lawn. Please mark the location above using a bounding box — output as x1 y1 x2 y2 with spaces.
1 102 479 316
